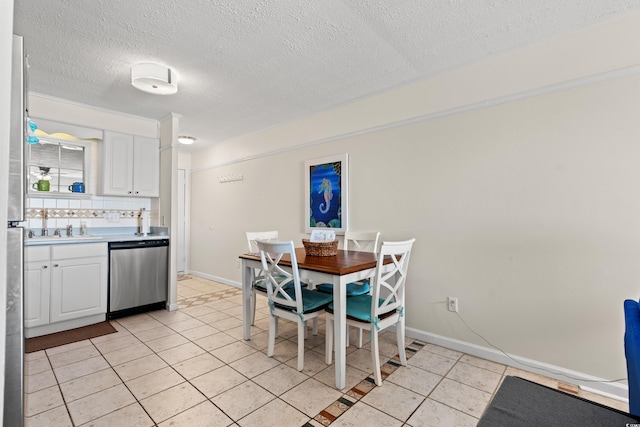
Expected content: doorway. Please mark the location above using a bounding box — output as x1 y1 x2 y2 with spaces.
177 168 187 274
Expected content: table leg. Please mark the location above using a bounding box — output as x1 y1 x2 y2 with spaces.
242 261 252 340
333 275 346 389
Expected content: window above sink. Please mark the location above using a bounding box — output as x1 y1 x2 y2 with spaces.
27 135 96 198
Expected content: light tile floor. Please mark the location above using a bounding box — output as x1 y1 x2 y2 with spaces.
24 275 628 426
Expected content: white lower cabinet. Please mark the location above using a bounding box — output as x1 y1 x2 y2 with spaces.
25 243 108 337
24 246 50 328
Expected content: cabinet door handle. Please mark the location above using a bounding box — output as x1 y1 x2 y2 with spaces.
53 264 59 267
42 265 48 269
135 191 139 194
128 191 132 194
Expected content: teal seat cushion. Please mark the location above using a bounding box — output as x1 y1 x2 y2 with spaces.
327 294 387 323
316 281 370 296
254 274 306 292
274 288 333 314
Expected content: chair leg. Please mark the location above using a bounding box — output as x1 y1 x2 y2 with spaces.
250 290 256 326
312 317 318 335
325 314 334 364
297 320 306 371
347 325 365 348
346 325 350 348
397 318 407 366
267 314 276 358
274 315 278 336
371 328 382 386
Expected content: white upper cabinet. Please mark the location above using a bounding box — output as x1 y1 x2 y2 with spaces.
100 130 159 197
133 135 160 197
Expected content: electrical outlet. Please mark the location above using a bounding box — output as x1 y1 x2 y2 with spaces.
447 297 458 313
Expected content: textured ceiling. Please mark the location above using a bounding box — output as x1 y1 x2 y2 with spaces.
13 0 640 152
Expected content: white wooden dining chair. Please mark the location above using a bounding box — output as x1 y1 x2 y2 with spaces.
316 231 380 347
325 238 415 386
245 231 279 325
343 231 380 253
257 240 333 371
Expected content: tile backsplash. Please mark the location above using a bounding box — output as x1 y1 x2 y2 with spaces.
26 196 152 230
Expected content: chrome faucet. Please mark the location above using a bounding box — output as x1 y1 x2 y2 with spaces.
41 208 48 236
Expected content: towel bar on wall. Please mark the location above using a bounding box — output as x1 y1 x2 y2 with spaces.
218 174 244 183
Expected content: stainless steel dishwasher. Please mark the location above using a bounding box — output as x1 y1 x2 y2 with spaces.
108 239 169 319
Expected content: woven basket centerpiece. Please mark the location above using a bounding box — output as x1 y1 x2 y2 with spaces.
302 239 338 256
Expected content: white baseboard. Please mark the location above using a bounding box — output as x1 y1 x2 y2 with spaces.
406 327 629 401
188 270 241 289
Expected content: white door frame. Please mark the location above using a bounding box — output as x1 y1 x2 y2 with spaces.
177 168 189 274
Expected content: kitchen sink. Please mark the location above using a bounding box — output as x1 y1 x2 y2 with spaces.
26 235 104 242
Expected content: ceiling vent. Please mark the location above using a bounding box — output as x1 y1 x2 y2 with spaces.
131 63 177 95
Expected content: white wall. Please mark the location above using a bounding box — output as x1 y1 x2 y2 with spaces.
191 10 640 169
188 11 640 397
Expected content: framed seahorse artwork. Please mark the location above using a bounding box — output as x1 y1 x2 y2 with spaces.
304 153 348 234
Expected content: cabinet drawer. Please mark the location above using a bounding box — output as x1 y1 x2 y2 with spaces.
52 242 107 260
25 246 50 262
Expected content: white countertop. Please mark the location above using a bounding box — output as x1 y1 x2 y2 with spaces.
25 233 169 246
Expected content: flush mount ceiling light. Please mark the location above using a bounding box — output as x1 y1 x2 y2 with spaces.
131 63 177 95
178 135 196 145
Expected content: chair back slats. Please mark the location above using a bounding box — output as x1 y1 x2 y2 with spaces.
344 231 380 253
246 231 279 285
246 230 278 253
370 239 415 320
257 240 303 313
261 251 293 301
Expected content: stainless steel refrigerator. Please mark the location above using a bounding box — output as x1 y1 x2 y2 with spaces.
4 33 26 426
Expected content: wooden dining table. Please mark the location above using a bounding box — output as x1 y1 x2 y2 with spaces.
239 247 386 390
